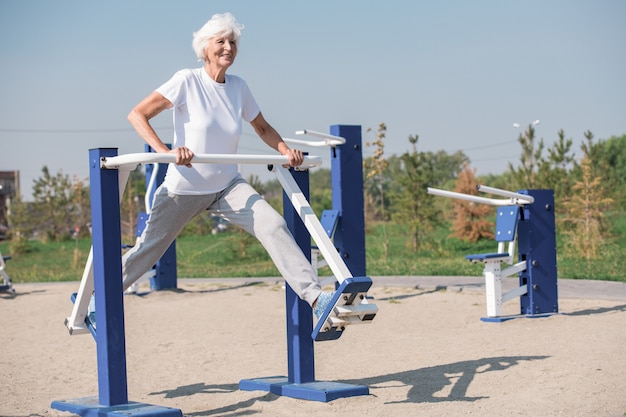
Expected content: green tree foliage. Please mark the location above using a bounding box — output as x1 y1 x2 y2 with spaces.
388 134 439 251
429 150 469 188
594 134 626 210
509 123 545 189
6 194 34 254
31 167 78 241
307 167 332 212
541 129 576 202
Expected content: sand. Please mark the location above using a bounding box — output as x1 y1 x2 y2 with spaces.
1 277 625 417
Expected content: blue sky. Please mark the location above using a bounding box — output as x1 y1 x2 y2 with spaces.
1 1 625 200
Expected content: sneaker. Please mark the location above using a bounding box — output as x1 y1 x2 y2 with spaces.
314 291 335 318
87 294 96 329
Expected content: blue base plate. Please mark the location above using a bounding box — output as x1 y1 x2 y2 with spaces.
51 396 182 417
481 312 557 323
240 376 369 402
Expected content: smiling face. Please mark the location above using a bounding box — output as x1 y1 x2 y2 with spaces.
204 33 238 75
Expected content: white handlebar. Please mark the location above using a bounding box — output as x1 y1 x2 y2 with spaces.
282 129 346 148
427 184 534 206
101 153 323 170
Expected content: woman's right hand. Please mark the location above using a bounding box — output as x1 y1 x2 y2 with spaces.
171 146 194 167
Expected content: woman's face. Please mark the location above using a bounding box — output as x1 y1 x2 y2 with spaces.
204 34 237 68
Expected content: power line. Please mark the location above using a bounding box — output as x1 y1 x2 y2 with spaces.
461 140 518 152
0 127 173 133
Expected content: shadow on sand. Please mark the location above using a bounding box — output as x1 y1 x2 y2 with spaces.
148 355 549 415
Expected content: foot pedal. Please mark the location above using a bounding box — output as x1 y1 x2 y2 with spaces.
312 277 378 342
0 284 14 294
70 293 96 339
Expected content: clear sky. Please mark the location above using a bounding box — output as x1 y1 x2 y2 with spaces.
1 0 625 200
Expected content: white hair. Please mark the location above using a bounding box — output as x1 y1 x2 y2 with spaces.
192 13 244 61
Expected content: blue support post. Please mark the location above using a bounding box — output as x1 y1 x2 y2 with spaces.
51 148 181 417
90 148 128 406
144 144 177 291
517 189 559 316
329 125 366 276
239 167 319 397
283 167 316 384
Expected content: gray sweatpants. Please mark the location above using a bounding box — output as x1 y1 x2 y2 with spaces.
121 175 322 306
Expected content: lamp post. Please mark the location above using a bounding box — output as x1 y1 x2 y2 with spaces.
512 119 540 129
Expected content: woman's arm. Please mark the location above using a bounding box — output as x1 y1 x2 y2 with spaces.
250 111 304 167
127 92 194 166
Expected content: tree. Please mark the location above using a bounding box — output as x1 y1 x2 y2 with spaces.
27 166 93 242
389 134 439 251
364 123 390 258
562 134 614 260
508 123 545 189
449 163 494 242
429 150 469 188
593 134 626 210
6 195 35 254
542 129 575 202
31 166 74 241
562 155 613 259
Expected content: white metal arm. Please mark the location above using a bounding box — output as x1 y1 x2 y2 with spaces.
272 165 352 284
427 184 534 206
476 185 534 204
283 129 346 148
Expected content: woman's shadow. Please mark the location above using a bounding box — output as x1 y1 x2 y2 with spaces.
149 355 549 414
343 355 550 404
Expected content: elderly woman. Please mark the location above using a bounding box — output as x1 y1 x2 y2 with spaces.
122 13 332 314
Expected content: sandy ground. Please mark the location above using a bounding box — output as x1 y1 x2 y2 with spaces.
1 277 625 417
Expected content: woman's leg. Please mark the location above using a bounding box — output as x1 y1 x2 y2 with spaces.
212 177 322 306
121 186 216 291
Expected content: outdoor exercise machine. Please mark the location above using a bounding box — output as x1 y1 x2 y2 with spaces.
52 125 378 417
427 185 558 322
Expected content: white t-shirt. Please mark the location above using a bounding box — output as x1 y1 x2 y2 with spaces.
156 68 261 194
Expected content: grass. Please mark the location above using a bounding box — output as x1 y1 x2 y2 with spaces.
1 220 624 284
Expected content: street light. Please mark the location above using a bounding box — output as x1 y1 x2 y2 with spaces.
512 120 540 128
